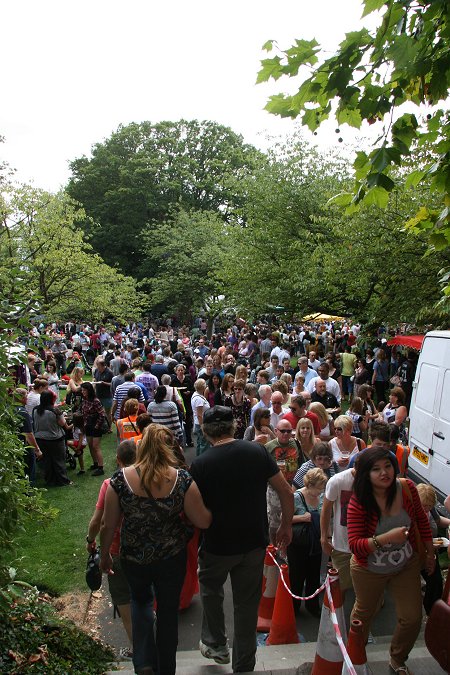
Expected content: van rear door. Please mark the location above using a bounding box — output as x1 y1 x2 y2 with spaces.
408 335 445 483
430 360 450 497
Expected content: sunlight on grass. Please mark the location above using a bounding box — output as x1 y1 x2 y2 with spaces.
16 431 118 595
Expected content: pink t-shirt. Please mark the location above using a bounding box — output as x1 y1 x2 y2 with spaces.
96 478 122 557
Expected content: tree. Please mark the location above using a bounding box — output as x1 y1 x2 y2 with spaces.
0 185 144 323
67 120 263 276
258 0 450 287
221 135 447 324
140 208 227 325
221 138 353 317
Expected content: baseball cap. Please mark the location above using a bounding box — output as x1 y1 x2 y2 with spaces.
203 406 233 423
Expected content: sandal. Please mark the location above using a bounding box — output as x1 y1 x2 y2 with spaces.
389 660 413 674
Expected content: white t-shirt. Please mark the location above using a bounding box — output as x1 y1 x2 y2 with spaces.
191 393 210 426
324 468 354 553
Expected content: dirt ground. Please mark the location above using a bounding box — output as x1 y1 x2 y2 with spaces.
52 589 106 642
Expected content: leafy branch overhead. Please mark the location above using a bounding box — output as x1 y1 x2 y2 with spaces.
258 0 450 247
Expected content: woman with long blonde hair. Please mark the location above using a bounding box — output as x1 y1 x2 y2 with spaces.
309 401 335 441
100 423 211 675
295 417 318 464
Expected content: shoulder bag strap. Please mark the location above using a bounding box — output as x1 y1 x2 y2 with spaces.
298 490 310 513
127 416 138 434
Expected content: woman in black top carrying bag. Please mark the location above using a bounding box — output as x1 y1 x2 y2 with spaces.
33 391 73 486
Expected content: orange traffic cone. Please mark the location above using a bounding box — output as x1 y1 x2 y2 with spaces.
311 569 346 675
257 545 279 632
342 620 369 674
266 564 299 645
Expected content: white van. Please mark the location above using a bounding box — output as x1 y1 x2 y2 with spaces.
408 330 450 502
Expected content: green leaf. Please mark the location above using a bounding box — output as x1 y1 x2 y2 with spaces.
388 35 421 73
264 94 296 118
361 0 387 18
430 232 449 250
284 39 320 74
405 170 427 189
363 186 390 208
257 56 283 83
262 40 275 52
427 109 444 133
405 207 430 229
370 146 401 173
303 108 321 131
327 192 353 207
366 172 395 191
336 107 362 129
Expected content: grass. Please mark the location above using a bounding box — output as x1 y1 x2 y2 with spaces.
15 431 118 595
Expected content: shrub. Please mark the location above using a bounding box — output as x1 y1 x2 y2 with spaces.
0 582 114 673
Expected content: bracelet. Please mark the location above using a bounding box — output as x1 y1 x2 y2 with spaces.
372 535 382 550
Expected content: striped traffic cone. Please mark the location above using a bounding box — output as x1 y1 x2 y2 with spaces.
311 569 346 675
266 564 299 645
342 620 369 674
257 545 279 632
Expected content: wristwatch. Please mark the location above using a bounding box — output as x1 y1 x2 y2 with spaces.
86 535 95 544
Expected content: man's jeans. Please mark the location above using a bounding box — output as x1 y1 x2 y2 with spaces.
198 547 265 672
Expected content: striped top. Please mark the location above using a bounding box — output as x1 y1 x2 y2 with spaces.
113 382 145 420
347 478 432 566
147 400 183 439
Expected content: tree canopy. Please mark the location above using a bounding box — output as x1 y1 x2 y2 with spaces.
140 208 228 323
221 137 447 324
258 0 450 288
66 119 262 277
0 185 144 323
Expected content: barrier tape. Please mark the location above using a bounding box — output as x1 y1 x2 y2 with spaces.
268 549 358 675
325 579 357 675
268 549 327 601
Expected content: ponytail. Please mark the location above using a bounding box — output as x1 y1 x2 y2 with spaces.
135 424 177 488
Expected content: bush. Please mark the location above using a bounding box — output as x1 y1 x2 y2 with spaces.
0 582 115 674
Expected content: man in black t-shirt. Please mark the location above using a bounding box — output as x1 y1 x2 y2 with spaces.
190 406 293 672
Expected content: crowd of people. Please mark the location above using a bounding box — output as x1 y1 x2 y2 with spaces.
11 317 450 675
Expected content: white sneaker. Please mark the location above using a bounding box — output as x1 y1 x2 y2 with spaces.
119 646 133 660
199 639 230 664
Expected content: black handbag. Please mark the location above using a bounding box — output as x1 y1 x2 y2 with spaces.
85 548 102 591
290 492 322 556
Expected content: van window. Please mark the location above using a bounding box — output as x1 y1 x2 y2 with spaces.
416 363 439 413
439 369 450 422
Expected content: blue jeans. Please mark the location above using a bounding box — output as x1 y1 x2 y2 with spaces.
122 549 187 675
194 424 210 456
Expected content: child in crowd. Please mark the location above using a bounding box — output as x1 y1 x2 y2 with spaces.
67 412 86 475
